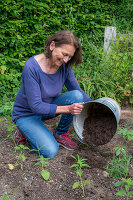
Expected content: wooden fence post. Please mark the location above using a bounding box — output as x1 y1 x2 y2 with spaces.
104 26 116 54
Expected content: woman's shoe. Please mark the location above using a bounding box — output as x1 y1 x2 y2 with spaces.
53 131 77 150
14 129 27 145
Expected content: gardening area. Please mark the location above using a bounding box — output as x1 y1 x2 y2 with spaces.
0 108 133 200
0 0 133 200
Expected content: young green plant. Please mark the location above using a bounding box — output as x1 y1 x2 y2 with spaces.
0 117 16 145
70 154 90 197
8 144 31 170
114 128 133 199
105 147 132 178
34 143 50 181
2 186 19 200
115 178 133 200
117 127 133 141
105 127 133 178
1 193 10 200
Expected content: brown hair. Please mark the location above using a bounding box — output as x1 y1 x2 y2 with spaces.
44 30 82 68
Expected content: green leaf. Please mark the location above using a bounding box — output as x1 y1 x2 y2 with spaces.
70 155 76 160
14 146 21 150
115 181 123 187
116 149 121 156
70 164 79 168
76 169 83 176
19 144 25 149
80 158 88 162
125 184 129 192
22 146 31 150
72 182 80 189
81 164 90 168
41 169 50 181
116 189 126 196
83 180 90 185
128 191 133 196
34 162 41 166
21 154 26 162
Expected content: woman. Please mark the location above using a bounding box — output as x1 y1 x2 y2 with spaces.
12 30 92 158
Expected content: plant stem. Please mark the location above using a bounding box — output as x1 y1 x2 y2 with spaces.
14 152 22 167
80 174 85 196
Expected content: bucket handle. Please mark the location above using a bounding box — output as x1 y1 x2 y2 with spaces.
102 100 116 112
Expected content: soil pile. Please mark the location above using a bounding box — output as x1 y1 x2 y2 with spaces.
82 103 117 146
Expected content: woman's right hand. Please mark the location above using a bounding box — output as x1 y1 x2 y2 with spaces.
68 103 84 115
56 103 84 115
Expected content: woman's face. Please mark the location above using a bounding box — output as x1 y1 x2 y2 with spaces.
50 42 75 67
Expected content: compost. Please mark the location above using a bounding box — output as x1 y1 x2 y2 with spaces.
82 104 117 146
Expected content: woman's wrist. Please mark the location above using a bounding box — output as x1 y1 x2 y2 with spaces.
56 105 70 114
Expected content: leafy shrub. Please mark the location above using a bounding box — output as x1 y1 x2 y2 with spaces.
73 34 133 104
102 35 133 104
0 0 112 71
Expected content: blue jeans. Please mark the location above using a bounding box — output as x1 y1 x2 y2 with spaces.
16 90 84 158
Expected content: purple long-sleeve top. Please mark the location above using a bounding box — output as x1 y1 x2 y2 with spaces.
11 56 92 123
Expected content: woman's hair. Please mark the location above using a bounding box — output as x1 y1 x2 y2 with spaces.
44 30 82 68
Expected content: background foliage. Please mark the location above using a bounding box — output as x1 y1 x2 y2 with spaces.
0 0 133 115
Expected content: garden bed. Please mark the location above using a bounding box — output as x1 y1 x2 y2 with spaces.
0 108 133 200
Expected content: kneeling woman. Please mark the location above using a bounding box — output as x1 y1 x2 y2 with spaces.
12 30 92 158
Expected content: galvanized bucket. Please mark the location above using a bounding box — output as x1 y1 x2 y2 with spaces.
73 97 121 145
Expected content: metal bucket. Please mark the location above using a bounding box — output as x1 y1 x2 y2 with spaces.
73 97 121 145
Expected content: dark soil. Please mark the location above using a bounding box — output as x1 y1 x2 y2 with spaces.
82 103 117 146
82 116 116 146
0 108 133 200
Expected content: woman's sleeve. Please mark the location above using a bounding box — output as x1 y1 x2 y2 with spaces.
22 64 57 116
64 69 92 102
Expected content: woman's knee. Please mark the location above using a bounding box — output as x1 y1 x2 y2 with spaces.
72 90 84 103
39 143 59 159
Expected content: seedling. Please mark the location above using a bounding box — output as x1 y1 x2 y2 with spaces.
125 118 133 129
105 144 132 178
115 178 133 200
105 153 132 178
70 154 90 197
2 193 10 200
2 186 19 200
34 143 50 181
116 127 133 141
34 156 50 181
105 127 132 178
113 144 127 156
8 144 31 170
0 118 16 144
109 128 133 199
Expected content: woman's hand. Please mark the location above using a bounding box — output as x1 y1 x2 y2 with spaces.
68 103 84 115
56 103 84 115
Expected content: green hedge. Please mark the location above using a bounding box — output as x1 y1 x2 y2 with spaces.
0 0 113 97
0 0 113 68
